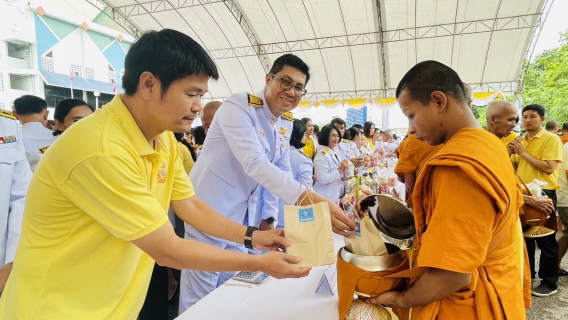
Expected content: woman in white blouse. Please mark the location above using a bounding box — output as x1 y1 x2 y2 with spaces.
313 125 349 203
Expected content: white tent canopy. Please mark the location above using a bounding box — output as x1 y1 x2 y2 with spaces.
81 0 550 103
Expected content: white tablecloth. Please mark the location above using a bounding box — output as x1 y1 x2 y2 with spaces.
177 233 400 320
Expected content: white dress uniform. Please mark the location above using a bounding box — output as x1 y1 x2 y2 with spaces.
179 91 307 312
0 110 32 266
20 122 56 158
276 146 313 228
313 147 343 203
338 139 352 160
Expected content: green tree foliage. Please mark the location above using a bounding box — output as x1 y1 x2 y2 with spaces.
473 31 568 126
523 31 568 124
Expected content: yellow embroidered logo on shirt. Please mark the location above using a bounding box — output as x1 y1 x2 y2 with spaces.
157 162 167 183
278 127 288 135
248 93 263 108
281 112 293 121
0 109 16 120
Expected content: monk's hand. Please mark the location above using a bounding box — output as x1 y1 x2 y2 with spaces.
531 196 555 216
506 142 516 155
257 251 312 279
509 139 526 156
362 290 406 308
251 229 291 251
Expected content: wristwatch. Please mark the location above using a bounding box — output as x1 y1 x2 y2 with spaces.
244 226 258 249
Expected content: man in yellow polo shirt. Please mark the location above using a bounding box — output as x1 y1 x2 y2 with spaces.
509 103 563 297
0 29 311 319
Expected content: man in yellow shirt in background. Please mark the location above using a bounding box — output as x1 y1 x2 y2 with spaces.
509 103 563 297
0 29 311 319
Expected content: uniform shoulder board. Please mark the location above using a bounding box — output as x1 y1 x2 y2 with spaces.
0 109 16 120
247 93 263 108
281 111 293 122
39 145 50 154
341 139 350 144
322 149 330 155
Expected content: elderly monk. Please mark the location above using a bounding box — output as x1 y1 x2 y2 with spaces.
486 100 536 308
366 61 525 319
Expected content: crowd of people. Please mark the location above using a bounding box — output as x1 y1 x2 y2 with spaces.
0 28 566 320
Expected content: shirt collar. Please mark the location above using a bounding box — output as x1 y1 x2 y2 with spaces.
524 127 545 141
109 94 156 156
257 90 281 128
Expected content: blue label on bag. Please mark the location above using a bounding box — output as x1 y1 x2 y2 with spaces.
355 222 361 237
299 208 314 222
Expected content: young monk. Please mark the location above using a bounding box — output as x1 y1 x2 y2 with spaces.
366 61 525 319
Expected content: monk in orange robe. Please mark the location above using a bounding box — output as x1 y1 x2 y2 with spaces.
394 133 442 206
561 122 568 145
366 61 526 319
486 100 533 308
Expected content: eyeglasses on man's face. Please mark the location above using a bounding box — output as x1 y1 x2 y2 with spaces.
270 74 307 97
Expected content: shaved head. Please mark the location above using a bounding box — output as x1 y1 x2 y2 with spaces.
486 100 518 139
201 101 222 133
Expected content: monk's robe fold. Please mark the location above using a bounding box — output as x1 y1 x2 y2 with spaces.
409 128 525 320
561 134 568 145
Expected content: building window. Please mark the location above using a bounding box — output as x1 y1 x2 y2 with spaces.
86 67 95 80
108 71 116 84
0 73 4 91
70 64 82 78
42 56 54 72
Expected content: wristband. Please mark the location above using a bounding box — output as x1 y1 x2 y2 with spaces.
244 226 258 249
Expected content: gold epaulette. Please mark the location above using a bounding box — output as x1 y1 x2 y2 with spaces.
247 93 263 108
341 139 349 143
281 112 293 121
39 145 50 154
0 109 16 120
322 149 329 155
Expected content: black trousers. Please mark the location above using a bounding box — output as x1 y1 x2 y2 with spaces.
139 263 169 320
524 189 559 290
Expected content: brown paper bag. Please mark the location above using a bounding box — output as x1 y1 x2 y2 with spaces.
284 188 335 267
344 214 388 256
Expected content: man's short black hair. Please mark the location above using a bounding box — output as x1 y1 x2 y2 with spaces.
290 119 307 149
269 54 311 84
122 29 219 96
363 121 374 138
192 126 206 145
562 122 568 132
396 60 467 106
523 104 546 117
54 99 94 122
330 118 346 127
347 127 360 141
13 95 47 115
351 124 363 130
318 125 341 146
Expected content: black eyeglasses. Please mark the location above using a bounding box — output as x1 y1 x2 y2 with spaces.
270 74 307 97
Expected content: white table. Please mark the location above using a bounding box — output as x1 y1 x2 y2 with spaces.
177 234 399 320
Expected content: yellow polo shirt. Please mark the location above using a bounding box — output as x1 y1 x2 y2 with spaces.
0 95 194 319
511 128 563 190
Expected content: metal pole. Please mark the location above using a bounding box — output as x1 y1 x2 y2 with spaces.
96 96 99 109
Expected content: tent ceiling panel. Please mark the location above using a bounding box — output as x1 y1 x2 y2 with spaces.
237 0 286 44
90 0 549 99
339 0 377 35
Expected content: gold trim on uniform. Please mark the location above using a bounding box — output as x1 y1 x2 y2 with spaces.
39 145 50 154
281 111 293 121
0 109 16 120
278 126 288 134
247 93 263 108
322 149 330 155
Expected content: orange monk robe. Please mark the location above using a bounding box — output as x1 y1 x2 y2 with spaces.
561 134 568 145
395 138 408 158
409 128 525 320
394 134 443 178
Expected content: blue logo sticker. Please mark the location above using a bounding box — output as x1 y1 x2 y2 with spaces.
355 222 361 237
299 208 314 222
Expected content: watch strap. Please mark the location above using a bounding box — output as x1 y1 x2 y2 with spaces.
244 226 258 249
